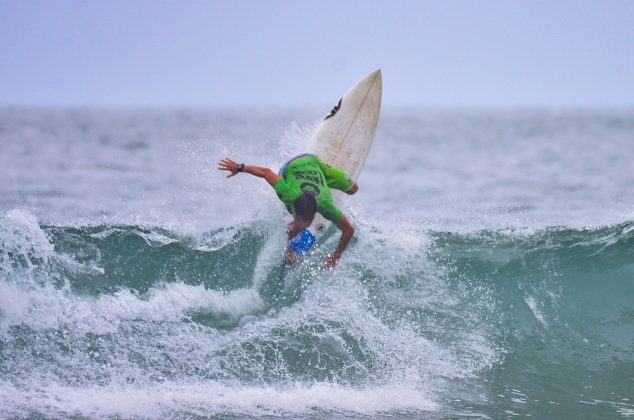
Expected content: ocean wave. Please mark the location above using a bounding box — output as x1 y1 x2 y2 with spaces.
1 209 633 418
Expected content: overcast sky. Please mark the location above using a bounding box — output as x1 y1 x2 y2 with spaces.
1 0 633 107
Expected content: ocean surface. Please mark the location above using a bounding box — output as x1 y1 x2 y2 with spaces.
1 107 633 419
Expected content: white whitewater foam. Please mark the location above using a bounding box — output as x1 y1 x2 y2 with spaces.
0 281 264 334
0 209 54 271
0 380 438 418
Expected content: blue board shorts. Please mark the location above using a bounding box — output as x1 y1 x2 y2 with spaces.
288 229 317 257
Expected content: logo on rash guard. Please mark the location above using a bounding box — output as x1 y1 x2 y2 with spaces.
300 183 320 196
294 170 324 185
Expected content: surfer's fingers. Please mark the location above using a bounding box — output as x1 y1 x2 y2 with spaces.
220 160 238 169
218 160 236 168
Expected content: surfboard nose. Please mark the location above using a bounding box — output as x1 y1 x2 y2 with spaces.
372 68 382 89
350 69 382 95
367 69 382 82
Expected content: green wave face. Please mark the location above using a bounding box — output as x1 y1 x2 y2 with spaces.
1 211 633 418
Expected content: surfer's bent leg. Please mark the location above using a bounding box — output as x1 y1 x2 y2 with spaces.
315 157 357 194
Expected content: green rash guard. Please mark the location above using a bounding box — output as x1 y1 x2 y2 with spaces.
274 154 355 224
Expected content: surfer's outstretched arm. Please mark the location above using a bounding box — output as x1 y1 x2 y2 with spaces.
218 157 281 187
325 214 355 269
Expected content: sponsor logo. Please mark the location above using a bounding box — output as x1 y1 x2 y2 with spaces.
300 183 320 196
325 98 343 120
293 170 325 185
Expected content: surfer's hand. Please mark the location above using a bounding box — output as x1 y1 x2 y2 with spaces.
324 254 339 269
284 248 301 265
218 158 241 178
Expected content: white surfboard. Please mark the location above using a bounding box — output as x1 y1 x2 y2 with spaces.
306 69 382 240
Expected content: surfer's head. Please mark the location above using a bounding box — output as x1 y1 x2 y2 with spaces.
293 193 317 226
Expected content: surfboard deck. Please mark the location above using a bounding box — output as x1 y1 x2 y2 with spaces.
290 69 382 255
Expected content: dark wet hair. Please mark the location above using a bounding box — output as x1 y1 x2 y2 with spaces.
293 193 317 222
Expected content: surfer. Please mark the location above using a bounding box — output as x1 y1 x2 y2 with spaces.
218 154 358 268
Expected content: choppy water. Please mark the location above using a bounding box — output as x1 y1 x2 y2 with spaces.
1 107 633 418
